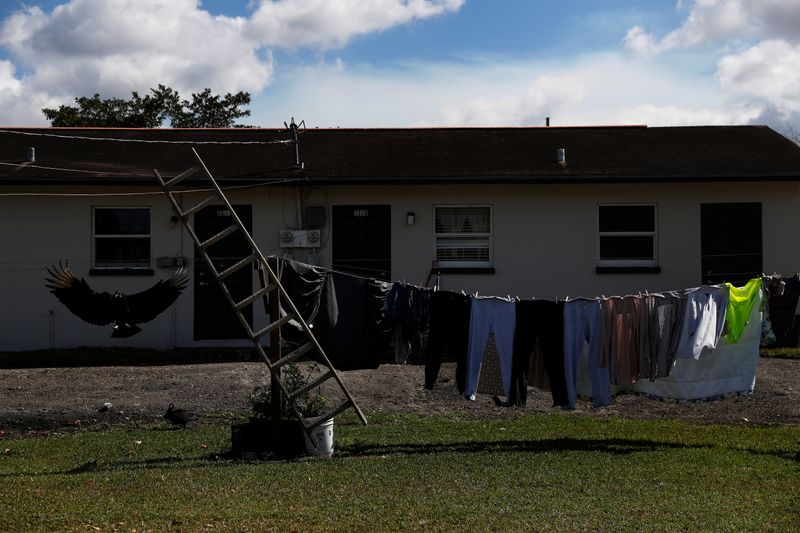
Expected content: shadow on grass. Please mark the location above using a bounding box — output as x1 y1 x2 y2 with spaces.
2 435 795 479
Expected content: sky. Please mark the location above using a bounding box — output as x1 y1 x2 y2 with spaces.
0 0 798 133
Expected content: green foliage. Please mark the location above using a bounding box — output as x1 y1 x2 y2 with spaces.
760 347 800 359
249 363 328 419
41 84 252 128
0 414 797 531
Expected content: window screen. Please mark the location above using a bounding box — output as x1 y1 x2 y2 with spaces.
598 204 657 266
434 206 492 267
93 207 151 268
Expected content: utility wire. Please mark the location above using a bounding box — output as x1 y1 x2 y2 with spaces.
0 176 304 197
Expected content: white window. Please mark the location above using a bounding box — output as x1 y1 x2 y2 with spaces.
434 205 492 268
93 207 151 268
598 204 657 267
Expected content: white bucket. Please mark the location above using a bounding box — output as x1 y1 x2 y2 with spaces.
303 418 334 458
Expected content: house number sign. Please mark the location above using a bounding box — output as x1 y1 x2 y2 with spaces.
353 209 369 217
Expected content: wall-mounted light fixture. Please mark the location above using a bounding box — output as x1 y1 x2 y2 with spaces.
169 215 180 228
406 212 415 225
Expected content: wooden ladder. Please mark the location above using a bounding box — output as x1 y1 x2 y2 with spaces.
153 148 367 445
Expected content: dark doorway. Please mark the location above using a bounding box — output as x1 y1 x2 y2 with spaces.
700 202 762 285
332 205 391 280
193 205 253 340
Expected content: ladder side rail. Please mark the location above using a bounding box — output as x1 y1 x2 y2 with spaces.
153 170 213 260
169 155 368 428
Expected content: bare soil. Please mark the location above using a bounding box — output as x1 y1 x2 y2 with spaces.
0 359 797 437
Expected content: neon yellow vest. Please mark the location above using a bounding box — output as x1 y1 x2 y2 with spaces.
724 278 762 343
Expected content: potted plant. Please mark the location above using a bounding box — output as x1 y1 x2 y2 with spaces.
241 363 332 458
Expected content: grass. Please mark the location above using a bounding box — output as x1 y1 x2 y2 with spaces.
0 413 797 532
760 347 800 359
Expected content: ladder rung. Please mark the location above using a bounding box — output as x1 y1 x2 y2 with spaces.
219 253 258 280
252 312 296 340
304 400 353 432
199 224 239 250
164 166 199 188
287 370 335 404
274 342 316 369
235 283 277 310
180 195 217 218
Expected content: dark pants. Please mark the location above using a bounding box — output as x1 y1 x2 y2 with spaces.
510 300 567 407
425 291 471 391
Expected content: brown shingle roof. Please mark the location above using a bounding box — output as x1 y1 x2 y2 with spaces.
1 125 799 185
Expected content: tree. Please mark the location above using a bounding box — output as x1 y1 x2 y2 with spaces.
42 85 252 128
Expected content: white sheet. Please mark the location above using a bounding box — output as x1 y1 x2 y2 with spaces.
575 290 762 401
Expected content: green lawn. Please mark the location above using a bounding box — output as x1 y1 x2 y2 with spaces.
1 413 797 532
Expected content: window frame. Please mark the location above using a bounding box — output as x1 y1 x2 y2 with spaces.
433 204 493 269
92 206 152 271
597 203 658 268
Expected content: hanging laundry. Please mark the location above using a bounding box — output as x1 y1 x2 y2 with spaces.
464 296 516 401
639 292 685 381
600 296 643 386
724 278 762 343
384 282 432 363
278 258 336 345
312 271 393 370
425 290 471 391
767 274 800 347
510 299 567 407
674 285 729 359
384 282 431 330
563 299 611 409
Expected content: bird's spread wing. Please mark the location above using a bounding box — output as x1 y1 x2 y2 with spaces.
124 267 189 324
44 263 116 326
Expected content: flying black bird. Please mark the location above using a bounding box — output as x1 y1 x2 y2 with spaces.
164 403 198 428
44 262 189 338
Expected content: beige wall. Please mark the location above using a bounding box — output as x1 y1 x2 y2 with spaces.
1 181 798 350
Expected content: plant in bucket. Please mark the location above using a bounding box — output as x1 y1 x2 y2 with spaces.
248 362 333 458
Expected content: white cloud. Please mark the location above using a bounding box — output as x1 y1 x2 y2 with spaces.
252 54 750 128
624 0 800 55
0 0 465 124
620 0 800 130
0 0 272 101
619 103 759 126
247 0 464 49
0 59 61 124
718 39 800 118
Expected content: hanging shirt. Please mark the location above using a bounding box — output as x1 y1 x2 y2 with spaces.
674 285 729 359
724 278 762 343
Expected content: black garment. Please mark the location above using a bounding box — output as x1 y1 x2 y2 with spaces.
312 271 393 370
424 290 471 391
385 283 432 363
509 300 567 407
278 258 335 345
769 275 800 347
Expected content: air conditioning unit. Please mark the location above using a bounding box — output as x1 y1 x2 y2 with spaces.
279 229 321 248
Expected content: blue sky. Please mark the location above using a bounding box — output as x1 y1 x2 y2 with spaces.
0 1 798 131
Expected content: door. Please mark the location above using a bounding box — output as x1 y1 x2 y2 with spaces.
700 202 762 285
193 205 253 340
332 205 391 280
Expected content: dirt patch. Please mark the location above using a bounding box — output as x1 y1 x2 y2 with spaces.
0 359 797 437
